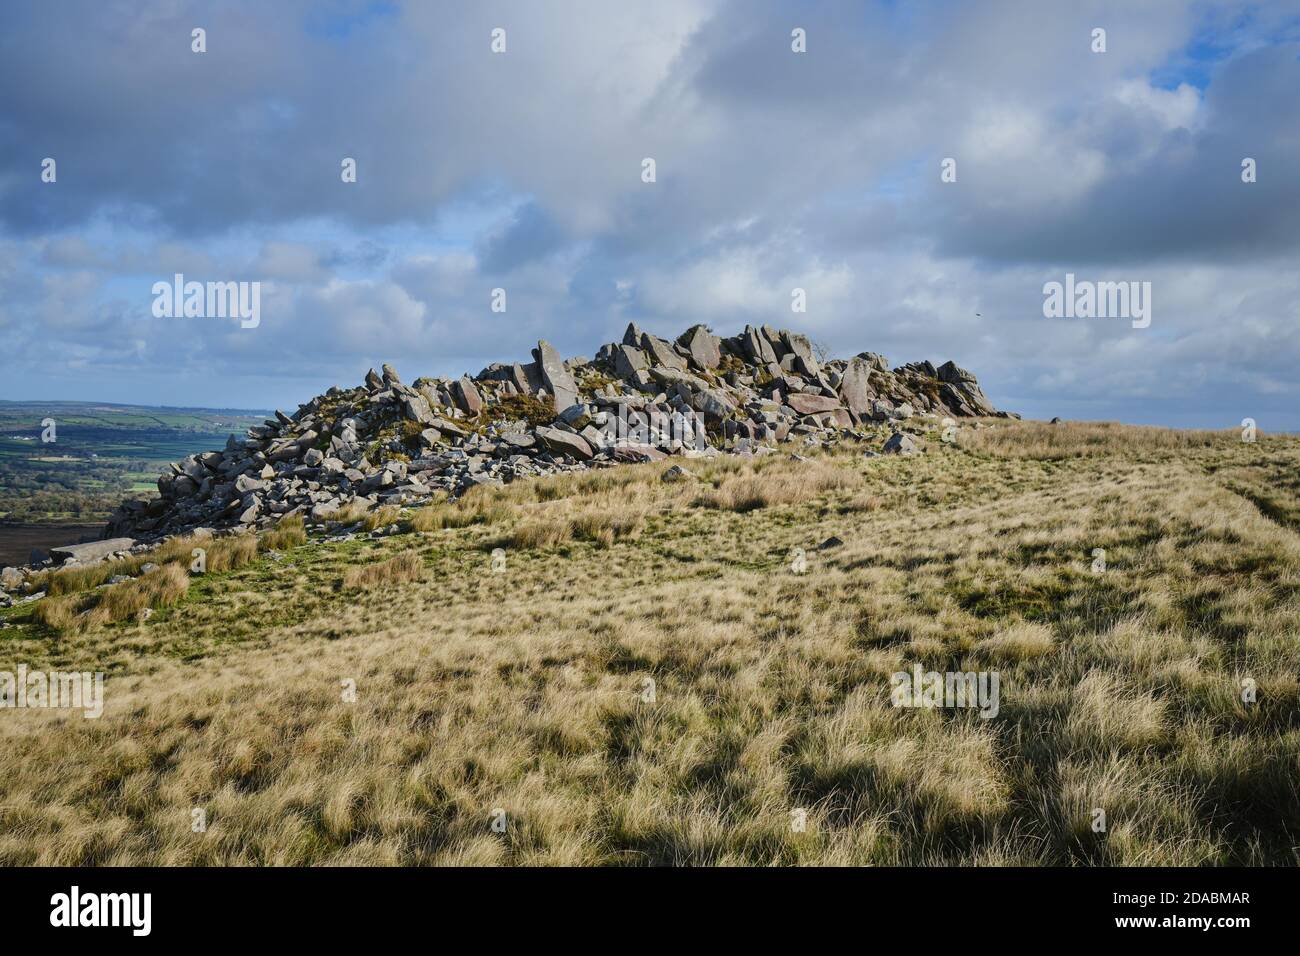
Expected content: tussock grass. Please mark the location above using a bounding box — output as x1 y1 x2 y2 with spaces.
959 420 1240 460
3 420 1300 865
410 493 512 531
505 503 647 550
570 509 645 547
203 535 259 572
259 515 307 552
330 500 374 525
695 463 855 512
361 505 402 532
37 535 200 596
976 622 1055 661
33 563 190 635
341 551 424 590
507 518 574 549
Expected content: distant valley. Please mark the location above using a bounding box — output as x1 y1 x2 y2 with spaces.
0 400 267 565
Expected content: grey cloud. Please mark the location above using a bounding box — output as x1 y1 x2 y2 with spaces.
2 0 1299 429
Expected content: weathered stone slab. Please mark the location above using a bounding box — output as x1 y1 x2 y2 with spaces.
49 538 137 564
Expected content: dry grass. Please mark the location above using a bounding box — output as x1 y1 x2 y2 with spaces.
410 492 510 531
507 518 575 550
957 419 1237 460
695 462 854 511
203 535 260 572
260 515 307 551
330 500 374 525
976 622 1054 661
506 505 646 550
341 551 424 591
2 419 1299 866
36 535 201 596
33 563 190 635
361 505 403 533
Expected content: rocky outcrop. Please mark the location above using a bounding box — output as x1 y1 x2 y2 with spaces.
101 324 1012 541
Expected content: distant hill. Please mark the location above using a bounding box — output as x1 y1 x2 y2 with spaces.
0 400 270 527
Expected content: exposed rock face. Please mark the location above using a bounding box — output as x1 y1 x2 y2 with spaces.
535 426 595 461
49 539 137 564
786 393 843 415
452 377 483 415
101 323 1011 541
533 340 578 411
677 325 721 370
883 432 920 455
837 357 876 417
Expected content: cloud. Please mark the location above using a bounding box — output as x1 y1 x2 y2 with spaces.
1 0 1299 428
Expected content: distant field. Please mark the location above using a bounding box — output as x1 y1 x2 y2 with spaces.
0 524 105 567
0 400 268 530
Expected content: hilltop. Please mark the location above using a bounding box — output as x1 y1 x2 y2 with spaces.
102 322 1011 541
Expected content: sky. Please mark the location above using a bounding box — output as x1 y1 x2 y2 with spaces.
1 0 1298 428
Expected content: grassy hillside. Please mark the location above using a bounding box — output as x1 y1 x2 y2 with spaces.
1 420 1297 865
0 400 267 523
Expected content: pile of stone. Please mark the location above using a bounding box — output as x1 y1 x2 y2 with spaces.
101 323 1012 541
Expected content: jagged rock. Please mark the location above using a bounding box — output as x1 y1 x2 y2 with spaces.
690 388 735 425
614 345 648 379
49 538 136 564
97 320 1004 544
640 334 686 372
740 325 778 365
504 363 531 395
559 404 592 429
535 426 595 461
501 433 536 449
613 444 667 463
452 377 484 415
234 474 266 494
677 325 721 369
882 432 919 455
534 340 578 411
310 501 340 521
937 360 976 385
430 417 468 439
838 357 876 418
781 331 819 376
787 393 844 415
648 366 710 393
